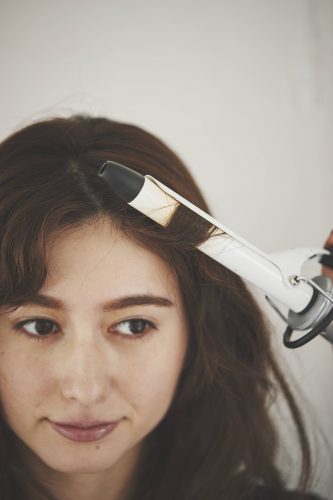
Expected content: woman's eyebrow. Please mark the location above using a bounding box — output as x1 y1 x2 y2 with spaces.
102 295 174 311
17 293 174 312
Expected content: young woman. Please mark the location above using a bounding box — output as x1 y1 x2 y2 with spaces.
0 115 329 500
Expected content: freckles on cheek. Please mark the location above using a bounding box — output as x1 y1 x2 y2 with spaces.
0 351 51 415
126 349 183 407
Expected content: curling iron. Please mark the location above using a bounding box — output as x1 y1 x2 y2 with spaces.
98 161 333 349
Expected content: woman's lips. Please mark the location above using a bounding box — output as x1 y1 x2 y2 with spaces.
49 420 119 442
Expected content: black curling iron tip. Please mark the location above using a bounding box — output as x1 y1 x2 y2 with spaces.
98 160 145 203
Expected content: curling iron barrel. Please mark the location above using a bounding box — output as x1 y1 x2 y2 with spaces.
98 161 333 349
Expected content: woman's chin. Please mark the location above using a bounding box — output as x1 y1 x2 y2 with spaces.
34 439 141 477
38 449 123 475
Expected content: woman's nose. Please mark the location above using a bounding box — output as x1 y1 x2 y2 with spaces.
59 334 113 406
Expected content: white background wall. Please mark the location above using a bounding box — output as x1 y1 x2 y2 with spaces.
1 0 332 497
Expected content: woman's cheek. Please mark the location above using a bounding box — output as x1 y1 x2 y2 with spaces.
124 340 186 416
0 349 52 419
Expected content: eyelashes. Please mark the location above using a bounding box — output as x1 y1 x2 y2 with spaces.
110 318 155 337
16 318 58 336
12 317 157 344
13 319 58 343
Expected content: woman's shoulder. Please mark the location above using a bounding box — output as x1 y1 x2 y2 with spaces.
251 485 328 500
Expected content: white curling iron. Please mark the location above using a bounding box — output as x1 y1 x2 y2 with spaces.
98 161 333 349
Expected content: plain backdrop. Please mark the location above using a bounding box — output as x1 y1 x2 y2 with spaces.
1 0 333 497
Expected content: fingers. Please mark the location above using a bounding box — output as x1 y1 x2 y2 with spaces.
320 230 333 281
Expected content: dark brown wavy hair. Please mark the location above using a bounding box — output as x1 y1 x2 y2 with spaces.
0 115 313 500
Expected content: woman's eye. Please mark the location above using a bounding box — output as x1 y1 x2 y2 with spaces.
110 319 156 338
14 318 59 337
13 317 156 343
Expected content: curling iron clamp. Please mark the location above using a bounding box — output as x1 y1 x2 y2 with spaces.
98 161 333 349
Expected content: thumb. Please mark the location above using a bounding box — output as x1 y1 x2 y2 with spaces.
320 230 333 280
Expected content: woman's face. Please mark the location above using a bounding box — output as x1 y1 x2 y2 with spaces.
0 218 188 475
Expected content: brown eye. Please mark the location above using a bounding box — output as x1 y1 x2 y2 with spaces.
14 318 59 336
110 319 156 338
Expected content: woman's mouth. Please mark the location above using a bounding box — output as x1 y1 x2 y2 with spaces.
48 420 120 442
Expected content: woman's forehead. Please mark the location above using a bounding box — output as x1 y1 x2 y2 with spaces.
43 220 179 302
